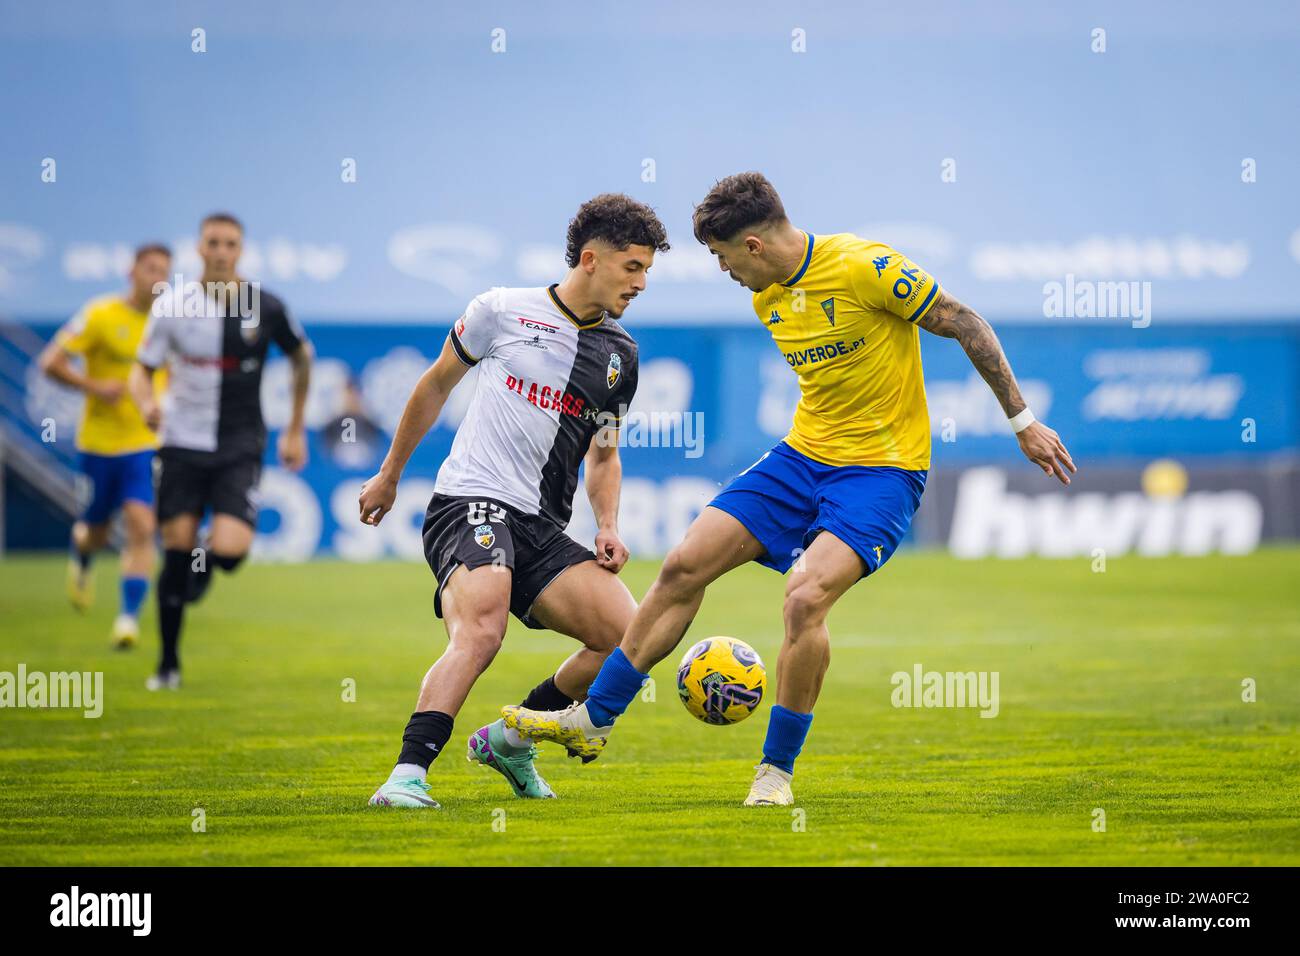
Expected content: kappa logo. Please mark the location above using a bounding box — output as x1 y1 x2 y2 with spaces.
767 310 783 325
607 352 622 389
872 255 892 277
821 297 836 326
474 524 495 549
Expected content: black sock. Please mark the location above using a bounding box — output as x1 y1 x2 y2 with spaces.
190 551 243 604
396 711 455 770
158 549 190 672
186 550 211 604
520 674 577 710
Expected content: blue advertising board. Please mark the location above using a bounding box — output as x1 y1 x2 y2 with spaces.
17 318 1299 558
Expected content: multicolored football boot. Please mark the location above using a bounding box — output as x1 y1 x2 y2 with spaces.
500 700 611 763
467 719 556 799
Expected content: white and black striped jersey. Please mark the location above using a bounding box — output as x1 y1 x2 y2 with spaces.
436 284 639 527
137 286 307 458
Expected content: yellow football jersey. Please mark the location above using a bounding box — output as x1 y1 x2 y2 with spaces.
752 232 940 470
55 295 161 455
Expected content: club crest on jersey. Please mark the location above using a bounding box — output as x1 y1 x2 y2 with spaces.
606 353 622 389
820 298 836 326
473 524 495 549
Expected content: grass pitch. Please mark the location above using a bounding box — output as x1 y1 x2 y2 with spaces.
1 549 1297 866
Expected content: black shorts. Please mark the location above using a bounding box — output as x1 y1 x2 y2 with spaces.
422 493 595 629
156 447 262 526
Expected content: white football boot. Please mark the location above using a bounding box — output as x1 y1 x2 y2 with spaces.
111 614 139 650
744 763 794 806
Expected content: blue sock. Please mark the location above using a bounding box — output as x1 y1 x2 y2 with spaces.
120 575 148 618
761 705 814 774
584 648 648 727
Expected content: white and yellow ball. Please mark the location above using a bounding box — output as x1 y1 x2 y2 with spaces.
676 636 767 725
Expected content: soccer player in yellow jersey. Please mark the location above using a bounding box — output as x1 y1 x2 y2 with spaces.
37 243 172 648
505 172 1076 806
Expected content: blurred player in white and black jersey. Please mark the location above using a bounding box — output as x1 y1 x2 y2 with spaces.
128 213 314 689
359 195 669 808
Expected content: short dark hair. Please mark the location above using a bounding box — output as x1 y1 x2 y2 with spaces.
565 193 670 268
692 172 787 245
134 242 171 263
201 212 243 233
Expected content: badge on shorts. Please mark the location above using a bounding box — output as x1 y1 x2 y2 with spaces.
607 352 622 389
474 524 495 549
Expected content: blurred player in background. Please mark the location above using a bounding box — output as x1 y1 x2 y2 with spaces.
128 213 313 690
359 194 668 809
38 243 172 649
506 172 1076 806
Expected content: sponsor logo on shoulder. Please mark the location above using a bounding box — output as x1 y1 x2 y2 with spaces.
607 352 622 389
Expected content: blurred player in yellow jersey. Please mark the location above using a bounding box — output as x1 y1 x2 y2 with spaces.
38 244 171 648
506 172 1076 806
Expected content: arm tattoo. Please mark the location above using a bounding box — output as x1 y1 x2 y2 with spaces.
914 292 1026 417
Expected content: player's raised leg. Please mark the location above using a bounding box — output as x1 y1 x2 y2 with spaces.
744 530 861 806
186 511 255 604
370 564 511 808
476 559 634 776
504 506 763 757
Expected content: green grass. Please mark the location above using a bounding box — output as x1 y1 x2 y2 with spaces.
1 549 1298 866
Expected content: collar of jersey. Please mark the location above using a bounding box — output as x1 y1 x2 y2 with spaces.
118 295 149 318
548 284 605 329
779 232 815 287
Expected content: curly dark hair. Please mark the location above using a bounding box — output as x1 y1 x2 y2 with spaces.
565 193 670 268
692 172 787 244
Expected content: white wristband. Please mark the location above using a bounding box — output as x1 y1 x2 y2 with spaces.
1008 408 1036 434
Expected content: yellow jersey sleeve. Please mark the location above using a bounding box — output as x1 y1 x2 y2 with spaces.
55 306 100 356
845 244 942 324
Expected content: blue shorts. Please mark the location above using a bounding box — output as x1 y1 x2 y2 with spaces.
709 441 926 576
79 450 155 525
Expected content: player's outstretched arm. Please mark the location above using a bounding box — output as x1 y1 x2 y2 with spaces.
359 336 470 525
916 291 1076 484
584 428 630 572
277 341 314 471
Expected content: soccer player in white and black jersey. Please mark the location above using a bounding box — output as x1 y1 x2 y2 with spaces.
359 194 669 808
128 213 314 690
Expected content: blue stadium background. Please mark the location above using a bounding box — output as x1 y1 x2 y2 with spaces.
2 0 1297 559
